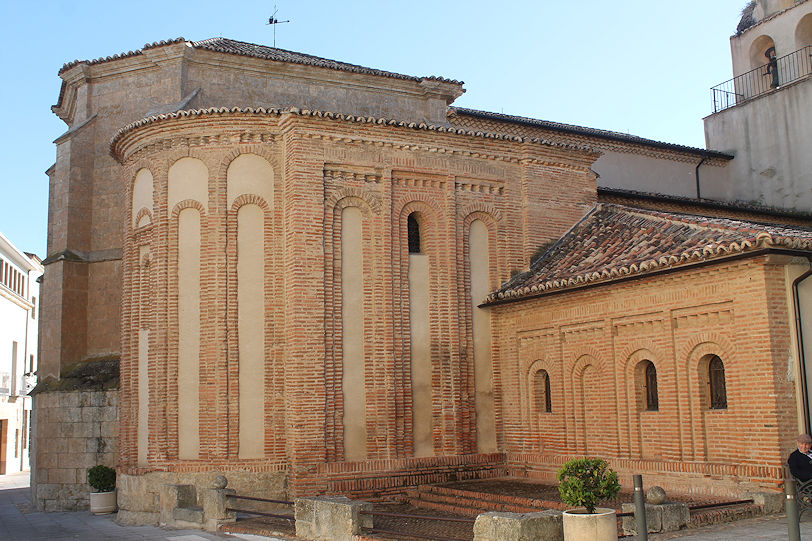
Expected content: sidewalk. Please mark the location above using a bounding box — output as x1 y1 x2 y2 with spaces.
649 513 812 540
3 471 812 540
0 471 235 541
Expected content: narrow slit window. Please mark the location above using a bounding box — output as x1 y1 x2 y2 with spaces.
407 214 421 253
644 361 659 411
709 355 727 409
534 369 552 413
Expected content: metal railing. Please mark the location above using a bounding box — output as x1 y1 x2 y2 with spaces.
710 45 812 113
226 494 295 521
361 509 475 541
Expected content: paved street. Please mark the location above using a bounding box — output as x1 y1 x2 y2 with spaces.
0 472 237 541
3 470 812 540
648 513 812 540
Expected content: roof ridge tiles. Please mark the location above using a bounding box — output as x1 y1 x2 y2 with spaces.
450 106 733 159
58 36 462 85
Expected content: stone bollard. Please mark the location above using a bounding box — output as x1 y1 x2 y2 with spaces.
200 475 236 532
473 510 563 541
294 495 372 541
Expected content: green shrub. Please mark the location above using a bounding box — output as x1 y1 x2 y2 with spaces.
87 465 116 493
558 457 620 513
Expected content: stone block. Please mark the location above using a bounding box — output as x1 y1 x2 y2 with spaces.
35 469 49 484
50 468 75 485
747 491 784 514
473 510 563 541
295 496 371 541
81 407 102 423
622 502 688 534
101 421 118 438
660 502 690 531
173 506 204 524
160 484 196 526
39 453 59 468
67 437 87 454
36 483 61 501
63 407 83 423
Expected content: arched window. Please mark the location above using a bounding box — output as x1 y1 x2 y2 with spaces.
795 13 812 50
534 369 551 413
407 213 421 253
708 355 727 409
644 361 659 411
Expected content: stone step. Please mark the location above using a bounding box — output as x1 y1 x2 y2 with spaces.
408 484 567 516
173 505 204 524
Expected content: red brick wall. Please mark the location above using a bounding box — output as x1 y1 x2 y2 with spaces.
491 255 798 496
114 110 597 496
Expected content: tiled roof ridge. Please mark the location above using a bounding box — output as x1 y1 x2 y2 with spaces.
598 186 812 219
486 203 812 304
58 36 462 85
191 37 462 84
450 107 733 160
109 106 598 161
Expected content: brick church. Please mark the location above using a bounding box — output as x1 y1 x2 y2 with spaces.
32 0 812 519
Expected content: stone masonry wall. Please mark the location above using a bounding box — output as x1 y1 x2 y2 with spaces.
32 389 118 511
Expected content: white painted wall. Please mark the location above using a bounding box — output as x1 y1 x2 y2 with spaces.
704 78 812 210
0 232 42 474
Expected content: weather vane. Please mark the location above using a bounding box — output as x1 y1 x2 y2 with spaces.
267 5 290 48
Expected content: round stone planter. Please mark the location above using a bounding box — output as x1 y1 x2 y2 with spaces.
562 508 617 541
89 491 117 515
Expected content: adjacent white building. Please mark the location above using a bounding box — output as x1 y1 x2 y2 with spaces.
0 232 41 474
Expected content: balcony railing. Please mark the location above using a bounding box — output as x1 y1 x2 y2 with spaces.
710 45 812 113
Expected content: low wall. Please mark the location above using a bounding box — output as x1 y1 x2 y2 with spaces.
31 389 119 511
117 470 288 525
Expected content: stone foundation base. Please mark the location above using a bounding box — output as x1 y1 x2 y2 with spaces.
117 470 287 525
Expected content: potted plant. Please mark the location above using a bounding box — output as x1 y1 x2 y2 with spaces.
558 457 621 541
87 465 117 514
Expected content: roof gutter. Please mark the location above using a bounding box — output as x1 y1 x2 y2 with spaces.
793 257 812 434
695 151 708 200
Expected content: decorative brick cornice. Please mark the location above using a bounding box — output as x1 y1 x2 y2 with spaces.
110 106 599 166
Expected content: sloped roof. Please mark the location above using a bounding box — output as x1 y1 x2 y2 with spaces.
450 107 732 160
486 204 812 304
58 37 461 84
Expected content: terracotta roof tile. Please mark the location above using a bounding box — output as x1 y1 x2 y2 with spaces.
449 107 732 160
486 204 812 304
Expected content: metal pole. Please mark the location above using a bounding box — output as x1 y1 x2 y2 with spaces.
633 474 648 541
787 478 801 541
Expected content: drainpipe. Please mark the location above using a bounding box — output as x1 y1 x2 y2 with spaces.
695 152 708 200
793 257 812 434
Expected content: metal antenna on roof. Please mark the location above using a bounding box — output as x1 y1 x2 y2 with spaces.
266 5 290 48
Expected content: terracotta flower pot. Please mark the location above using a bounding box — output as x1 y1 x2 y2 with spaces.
89 490 117 515
562 507 617 541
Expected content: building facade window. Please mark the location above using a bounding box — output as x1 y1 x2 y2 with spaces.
708 355 727 409
534 369 552 413
644 361 659 411
407 213 421 253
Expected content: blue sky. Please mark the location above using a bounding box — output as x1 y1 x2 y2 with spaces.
0 0 747 257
